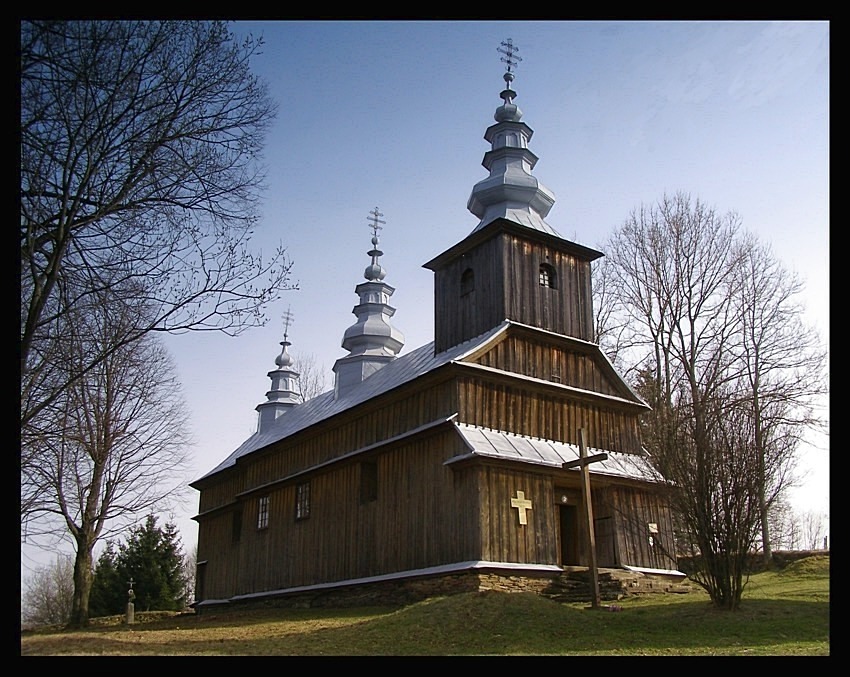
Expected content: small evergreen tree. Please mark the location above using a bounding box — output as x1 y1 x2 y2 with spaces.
90 515 189 614
120 515 188 612
88 542 125 617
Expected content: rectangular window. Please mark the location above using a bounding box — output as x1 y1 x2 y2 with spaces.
539 263 557 289
295 482 311 521
232 508 243 543
257 496 269 530
360 460 378 504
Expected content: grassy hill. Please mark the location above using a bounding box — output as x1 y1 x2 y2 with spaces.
20 555 829 656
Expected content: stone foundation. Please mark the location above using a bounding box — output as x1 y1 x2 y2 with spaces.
197 567 690 614
544 567 691 602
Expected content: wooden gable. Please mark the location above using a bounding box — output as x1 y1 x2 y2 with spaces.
446 322 649 456
458 322 644 404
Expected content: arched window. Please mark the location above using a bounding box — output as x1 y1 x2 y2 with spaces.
461 268 475 296
539 263 557 289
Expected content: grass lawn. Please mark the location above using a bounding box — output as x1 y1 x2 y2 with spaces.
20 555 829 656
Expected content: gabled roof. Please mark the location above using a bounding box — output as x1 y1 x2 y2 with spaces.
192 322 510 485
192 320 648 486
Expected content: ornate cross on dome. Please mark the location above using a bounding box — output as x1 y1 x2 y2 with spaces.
498 38 521 74
365 207 387 281
497 39 521 103
281 306 294 342
367 206 385 240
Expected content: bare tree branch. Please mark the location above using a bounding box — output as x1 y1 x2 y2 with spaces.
22 285 193 627
596 192 828 609
21 20 295 431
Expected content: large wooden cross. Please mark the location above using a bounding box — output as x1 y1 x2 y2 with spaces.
562 428 608 609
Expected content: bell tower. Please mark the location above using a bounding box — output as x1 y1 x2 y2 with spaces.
424 40 602 354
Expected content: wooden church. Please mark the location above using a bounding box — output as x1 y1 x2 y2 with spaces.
190 41 684 610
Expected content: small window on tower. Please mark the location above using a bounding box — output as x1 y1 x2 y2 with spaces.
461 268 475 296
539 263 557 289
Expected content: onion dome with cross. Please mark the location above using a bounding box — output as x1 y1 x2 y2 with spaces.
467 38 559 237
255 307 302 432
332 208 405 397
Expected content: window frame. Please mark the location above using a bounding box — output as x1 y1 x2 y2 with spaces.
539 263 557 289
460 267 475 296
257 495 270 530
295 481 311 521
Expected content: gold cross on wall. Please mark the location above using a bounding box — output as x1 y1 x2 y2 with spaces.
511 490 533 525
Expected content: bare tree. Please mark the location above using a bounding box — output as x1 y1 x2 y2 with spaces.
766 500 827 552
591 253 631 373
598 192 827 609
20 20 293 436
21 554 76 628
183 540 198 607
767 498 795 550
22 287 193 627
292 351 330 402
800 511 828 551
730 239 827 562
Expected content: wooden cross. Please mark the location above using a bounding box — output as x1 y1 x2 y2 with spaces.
562 428 608 609
510 490 533 525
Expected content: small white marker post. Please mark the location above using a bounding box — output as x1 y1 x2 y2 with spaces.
126 578 136 625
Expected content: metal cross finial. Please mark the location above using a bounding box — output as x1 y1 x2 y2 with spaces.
282 306 294 342
367 207 385 240
498 38 521 74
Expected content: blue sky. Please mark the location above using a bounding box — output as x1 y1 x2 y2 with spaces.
22 20 830 578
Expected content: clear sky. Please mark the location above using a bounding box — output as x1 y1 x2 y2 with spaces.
22 20 830 580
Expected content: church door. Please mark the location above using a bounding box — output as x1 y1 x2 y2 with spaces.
559 504 579 565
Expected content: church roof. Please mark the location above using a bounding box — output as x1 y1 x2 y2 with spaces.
193 319 649 486
193 322 511 484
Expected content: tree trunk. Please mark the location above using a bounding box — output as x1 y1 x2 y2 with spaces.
68 541 94 628
760 499 772 565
